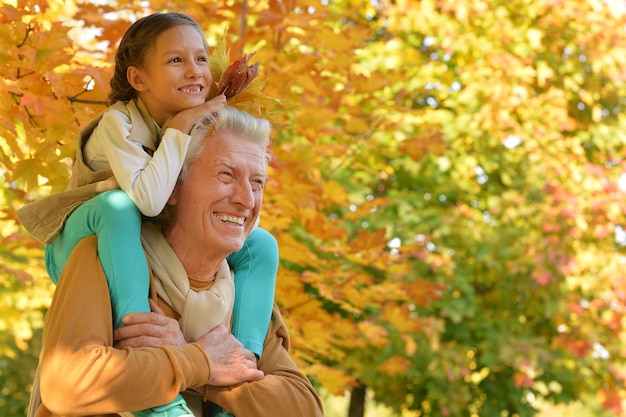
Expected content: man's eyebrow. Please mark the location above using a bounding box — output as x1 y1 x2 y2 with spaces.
213 159 235 169
214 159 265 177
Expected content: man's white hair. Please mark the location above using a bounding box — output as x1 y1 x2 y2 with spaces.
180 106 271 180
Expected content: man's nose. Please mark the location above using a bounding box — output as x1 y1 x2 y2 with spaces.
232 181 254 208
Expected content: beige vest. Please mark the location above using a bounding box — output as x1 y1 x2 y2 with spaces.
16 98 159 245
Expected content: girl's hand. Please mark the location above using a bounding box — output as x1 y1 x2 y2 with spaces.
168 94 227 134
203 94 227 114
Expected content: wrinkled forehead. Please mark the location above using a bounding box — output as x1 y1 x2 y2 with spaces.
201 134 267 172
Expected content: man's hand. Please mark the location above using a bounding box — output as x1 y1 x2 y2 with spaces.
114 299 186 348
114 300 263 386
197 325 264 386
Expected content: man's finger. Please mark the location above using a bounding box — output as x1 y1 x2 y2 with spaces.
114 322 151 340
244 358 258 370
115 335 167 349
120 312 151 326
245 369 264 382
121 311 168 326
243 350 256 361
209 324 229 335
149 299 166 315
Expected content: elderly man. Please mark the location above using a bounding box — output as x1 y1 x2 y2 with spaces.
34 106 324 417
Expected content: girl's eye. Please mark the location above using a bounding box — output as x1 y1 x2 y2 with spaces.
197 56 208 62
170 57 182 63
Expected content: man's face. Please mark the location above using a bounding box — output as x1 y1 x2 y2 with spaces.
166 132 266 259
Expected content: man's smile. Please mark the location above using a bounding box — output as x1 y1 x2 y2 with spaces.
215 213 245 226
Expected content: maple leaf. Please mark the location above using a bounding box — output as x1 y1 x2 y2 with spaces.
217 53 260 99
208 37 284 125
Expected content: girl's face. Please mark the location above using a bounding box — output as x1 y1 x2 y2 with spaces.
129 24 212 126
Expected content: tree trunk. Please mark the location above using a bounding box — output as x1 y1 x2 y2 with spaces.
347 382 366 417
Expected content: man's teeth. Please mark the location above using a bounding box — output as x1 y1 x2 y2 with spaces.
216 214 244 225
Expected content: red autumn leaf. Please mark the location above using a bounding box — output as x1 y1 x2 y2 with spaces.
217 53 259 98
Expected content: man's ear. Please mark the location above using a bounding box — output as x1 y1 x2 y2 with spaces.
127 66 148 92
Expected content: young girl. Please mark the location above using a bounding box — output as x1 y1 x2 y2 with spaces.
18 12 277 417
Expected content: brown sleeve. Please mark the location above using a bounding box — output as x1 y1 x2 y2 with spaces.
203 304 324 417
37 236 211 416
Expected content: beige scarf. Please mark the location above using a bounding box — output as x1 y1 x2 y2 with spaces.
140 222 234 342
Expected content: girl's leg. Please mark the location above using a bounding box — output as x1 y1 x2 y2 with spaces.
45 190 150 329
226 227 279 358
46 190 192 417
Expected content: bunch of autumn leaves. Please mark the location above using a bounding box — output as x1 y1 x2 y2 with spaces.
209 39 282 124
215 52 258 98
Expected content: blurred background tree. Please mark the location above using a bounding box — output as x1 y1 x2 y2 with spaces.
1 0 625 416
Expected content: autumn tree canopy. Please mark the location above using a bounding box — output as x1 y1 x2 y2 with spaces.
1 0 626 416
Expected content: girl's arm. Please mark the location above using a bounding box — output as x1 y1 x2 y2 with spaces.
94 109 191 217
38 236 211 415
91 96 226 217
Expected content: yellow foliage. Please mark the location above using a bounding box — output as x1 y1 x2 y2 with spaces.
402 124 448 161
321 180 348 205
381 304 424 334
344 115 369 134
348 228 387 252
277 233 318 266
357 320 389 349
308 364 356 396
378 356 411 377
298 316 346 361
5 1 625 414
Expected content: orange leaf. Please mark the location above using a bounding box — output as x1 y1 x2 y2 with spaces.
348 229 387 252
378 356 410 377
217 53 259 98
402 124 448 161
